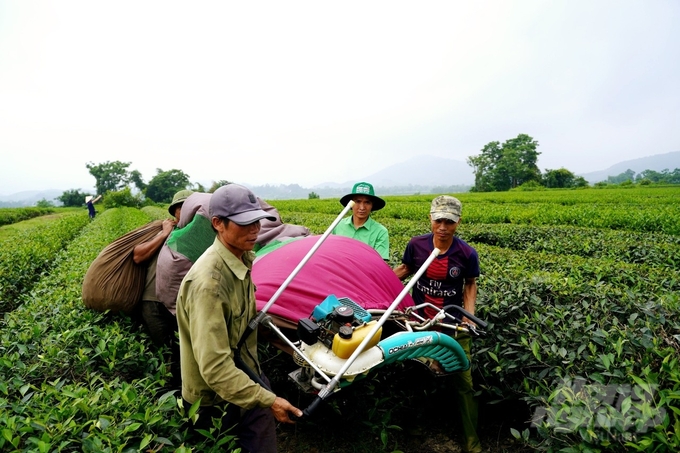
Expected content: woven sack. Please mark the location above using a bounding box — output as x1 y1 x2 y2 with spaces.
82 220 163 314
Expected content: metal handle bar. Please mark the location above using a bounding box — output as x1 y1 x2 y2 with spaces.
442 305 488 329
367 303 489 335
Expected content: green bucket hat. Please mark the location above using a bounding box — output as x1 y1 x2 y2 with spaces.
168 189 194 216
339 182 386 211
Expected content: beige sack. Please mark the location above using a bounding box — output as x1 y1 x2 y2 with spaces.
82 220 163 314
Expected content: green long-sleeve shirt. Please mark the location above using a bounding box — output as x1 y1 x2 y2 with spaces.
176 237 276 409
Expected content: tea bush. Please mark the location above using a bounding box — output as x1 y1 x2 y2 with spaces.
0 207 235 452
0 207 55 227
0 212 90 313
272 188 680 451
459 224 680 269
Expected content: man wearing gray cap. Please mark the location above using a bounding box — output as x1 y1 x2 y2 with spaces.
176 184 302 453
393 195 481 453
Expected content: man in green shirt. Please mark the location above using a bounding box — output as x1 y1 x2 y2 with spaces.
176 184 301 453
332 181 390 260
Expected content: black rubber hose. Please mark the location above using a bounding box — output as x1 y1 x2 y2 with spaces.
443 305 488 329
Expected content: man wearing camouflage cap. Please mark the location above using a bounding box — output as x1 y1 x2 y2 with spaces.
393 195 481 453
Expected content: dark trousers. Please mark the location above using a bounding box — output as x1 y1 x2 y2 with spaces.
140 300 180 386
183 376 277 453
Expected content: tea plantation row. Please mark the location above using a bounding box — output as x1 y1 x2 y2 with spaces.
0 213 90 313
0 207 56 228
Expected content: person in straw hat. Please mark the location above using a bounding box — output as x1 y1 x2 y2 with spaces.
332 181 389 260
85 194 102 219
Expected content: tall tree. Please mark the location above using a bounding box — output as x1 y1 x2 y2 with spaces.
502 134 542 188
129 170 147 192
467 134 541 191
467 141 500 192
145 169 192 203
86 161 132 195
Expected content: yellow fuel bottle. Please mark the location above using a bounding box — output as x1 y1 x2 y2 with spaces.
332 321 383 359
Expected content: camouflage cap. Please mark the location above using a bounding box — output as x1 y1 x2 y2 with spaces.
430 195 462 222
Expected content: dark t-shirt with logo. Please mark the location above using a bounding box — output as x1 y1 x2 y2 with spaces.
402 233 479 318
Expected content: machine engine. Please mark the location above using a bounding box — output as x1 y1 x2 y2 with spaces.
297 295 370 345
297 294 382 359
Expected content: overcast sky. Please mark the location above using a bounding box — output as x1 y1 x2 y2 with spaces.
1 1 678 195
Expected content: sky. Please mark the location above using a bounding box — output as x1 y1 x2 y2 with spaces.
1 1 679 195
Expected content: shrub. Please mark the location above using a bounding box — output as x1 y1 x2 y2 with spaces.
103 187 144 209
511 180 546 191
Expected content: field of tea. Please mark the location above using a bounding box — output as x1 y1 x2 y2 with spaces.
0 186 678 452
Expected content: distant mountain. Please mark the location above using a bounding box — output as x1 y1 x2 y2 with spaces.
359 155 474 188
313 155 474 190
579 151 680 183
247 156 474 200
314 181 345 189
0 190 63 207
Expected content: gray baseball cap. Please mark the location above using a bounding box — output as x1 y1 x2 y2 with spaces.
209 184 276 226
430 195 462 222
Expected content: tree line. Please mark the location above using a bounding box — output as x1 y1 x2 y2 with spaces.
466 134 588 191
47 143 680 208
57 162 227 208
606 168 680 185
466 133 679 192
